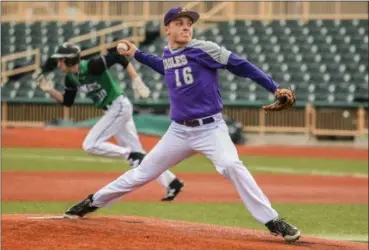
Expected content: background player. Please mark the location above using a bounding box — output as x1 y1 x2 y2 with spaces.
37 43 184 201
63 7 300 242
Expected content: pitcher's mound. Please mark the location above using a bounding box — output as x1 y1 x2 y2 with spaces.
2 214 366 250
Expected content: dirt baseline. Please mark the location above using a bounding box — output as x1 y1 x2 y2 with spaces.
2 172 368 204
2 215 367 250
2 127 368 161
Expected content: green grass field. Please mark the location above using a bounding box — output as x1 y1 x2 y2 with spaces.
2 148 368 176
2 148 368 242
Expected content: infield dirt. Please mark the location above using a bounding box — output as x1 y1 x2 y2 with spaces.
2 215 368 250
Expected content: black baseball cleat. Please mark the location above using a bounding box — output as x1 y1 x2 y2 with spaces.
265 217 301 242
161 178 184 201
64 194 98 219
128 152 145 168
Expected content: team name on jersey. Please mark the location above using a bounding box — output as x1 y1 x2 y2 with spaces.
163 55 188 70
79 82 100 93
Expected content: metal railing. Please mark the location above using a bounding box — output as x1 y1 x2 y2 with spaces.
68 21 146 57
1 21 146 86
1 49 41 84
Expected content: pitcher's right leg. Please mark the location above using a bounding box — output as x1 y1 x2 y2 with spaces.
115 114 185 200
65 123 193 217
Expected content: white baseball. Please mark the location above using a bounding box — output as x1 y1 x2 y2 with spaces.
117 42 129 51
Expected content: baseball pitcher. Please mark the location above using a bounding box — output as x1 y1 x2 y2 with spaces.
64 8 300 242
37 43 184 201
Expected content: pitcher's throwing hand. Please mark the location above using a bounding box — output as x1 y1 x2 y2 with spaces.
117 40 137 57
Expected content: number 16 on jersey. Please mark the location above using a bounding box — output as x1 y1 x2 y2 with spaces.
175 66 194 87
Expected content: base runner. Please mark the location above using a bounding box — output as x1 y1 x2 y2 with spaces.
37 43 184 201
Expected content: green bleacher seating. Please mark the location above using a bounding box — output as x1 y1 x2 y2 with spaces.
1 19 368 104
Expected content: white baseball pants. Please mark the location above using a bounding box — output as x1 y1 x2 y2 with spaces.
92 113 279 224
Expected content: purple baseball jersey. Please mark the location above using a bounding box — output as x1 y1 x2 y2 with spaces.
134 39 280 121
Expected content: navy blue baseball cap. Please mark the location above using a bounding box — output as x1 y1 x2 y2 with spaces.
164 7 200 26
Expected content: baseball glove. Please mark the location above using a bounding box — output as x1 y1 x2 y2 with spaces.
262 88 296 112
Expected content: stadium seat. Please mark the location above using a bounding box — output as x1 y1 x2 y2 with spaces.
1 18 368 104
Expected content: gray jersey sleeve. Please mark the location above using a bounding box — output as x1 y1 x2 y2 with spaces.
187 39 232 66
